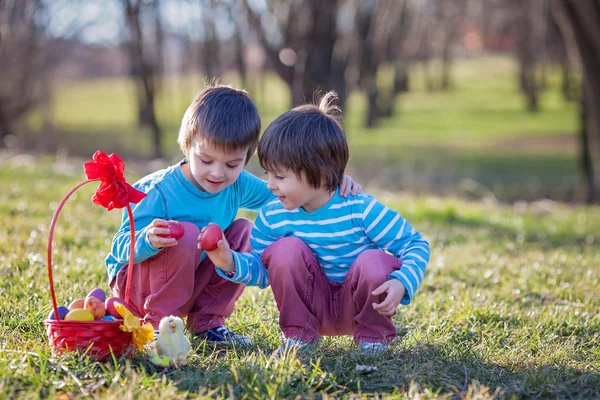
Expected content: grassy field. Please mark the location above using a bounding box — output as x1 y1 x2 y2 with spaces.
1 157 599 399
23 56 580 202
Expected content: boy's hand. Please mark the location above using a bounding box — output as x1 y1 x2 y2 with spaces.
198 225 236 273
371 279 406 316
147 219 178 248
340 174 362 197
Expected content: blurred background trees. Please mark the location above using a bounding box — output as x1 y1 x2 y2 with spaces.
1 0 599 204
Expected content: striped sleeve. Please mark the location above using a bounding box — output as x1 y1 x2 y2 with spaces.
214 209 275 289
361 197 430 305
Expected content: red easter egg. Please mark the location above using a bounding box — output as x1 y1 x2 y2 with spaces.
84 296 106 320
158 221 185 240
201 224 223 251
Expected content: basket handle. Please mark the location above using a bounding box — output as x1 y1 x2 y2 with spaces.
47 179 137 322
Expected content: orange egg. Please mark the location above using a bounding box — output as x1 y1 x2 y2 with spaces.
64 309 95 321
68 298 85 310
84 296 106 320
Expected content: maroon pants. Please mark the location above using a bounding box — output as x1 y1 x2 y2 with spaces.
110 219 252 331
261 237 400 344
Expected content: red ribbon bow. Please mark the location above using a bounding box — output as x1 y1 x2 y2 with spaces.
83 150 146 210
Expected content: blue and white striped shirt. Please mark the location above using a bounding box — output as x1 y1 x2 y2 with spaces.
217 190 430 305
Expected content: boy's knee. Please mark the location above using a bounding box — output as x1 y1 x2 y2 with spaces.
229 218 253 233
354 250 396 281
177 222 200 250
262 237 309 267
227 218 253 252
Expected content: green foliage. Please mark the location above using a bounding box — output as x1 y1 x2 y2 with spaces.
28 56 580 201
1 159 598 398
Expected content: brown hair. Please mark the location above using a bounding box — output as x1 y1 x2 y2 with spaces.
178 84 260 164
258 92 349 192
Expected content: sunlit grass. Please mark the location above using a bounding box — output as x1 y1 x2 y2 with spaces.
1 159 598 398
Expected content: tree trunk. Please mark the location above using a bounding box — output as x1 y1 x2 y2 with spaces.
551 0 600 203
581 84 596 203
125 0 162 159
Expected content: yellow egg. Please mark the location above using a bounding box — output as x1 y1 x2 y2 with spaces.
64 309 95 321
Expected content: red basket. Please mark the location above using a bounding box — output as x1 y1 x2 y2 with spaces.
44 151 146 360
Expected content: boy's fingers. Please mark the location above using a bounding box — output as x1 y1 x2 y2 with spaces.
371 282 389 296
150 227 170 236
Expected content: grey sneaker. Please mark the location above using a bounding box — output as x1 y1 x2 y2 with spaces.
274 338 314 357
193 325 253 346
359 342 388 354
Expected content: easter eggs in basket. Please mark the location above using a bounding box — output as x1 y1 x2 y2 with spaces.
44 151 149 359
48 289 126 322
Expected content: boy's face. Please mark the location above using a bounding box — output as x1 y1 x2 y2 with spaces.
186 140 247 194
266 167 332 213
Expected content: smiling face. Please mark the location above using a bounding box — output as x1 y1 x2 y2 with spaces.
266 167 333 213
183 140 248 194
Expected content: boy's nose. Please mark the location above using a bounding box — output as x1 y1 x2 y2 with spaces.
266 179 276 191
211 165 225 178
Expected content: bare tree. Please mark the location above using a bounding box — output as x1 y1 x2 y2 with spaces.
0 0 69 145
354 0 409 127
242 0 350 108
438 0 470 90
122 0 163 159
513 0 547 112
200 0 220 80
551 0 600 203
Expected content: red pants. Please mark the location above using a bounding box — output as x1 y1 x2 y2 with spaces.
110 219 252 331
261 237 401 344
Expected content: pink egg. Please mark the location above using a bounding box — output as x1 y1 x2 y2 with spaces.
87 288 106 303
105 296 132 318
84 296 106 320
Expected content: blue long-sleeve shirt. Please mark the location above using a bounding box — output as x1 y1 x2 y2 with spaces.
217 190 430 305
105 161 275 282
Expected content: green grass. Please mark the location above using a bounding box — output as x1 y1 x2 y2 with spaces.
23 55 581 202
1 158 599 399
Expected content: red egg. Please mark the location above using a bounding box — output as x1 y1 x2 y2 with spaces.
105 296 133 318
158 221 185 240
201 224 223 251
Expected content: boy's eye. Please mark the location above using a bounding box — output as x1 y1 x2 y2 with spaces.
200 159 212 165
226 164 240 169
275 175 284 180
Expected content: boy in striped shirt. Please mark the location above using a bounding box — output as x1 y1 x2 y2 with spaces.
200 92 430 352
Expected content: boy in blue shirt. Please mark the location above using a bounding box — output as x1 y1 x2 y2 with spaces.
201 92 430 352
106 85 361 345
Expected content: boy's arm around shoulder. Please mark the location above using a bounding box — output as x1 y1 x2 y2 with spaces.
237 170 277 211
110 187 166 265
213 209 278 289
358 194 430 305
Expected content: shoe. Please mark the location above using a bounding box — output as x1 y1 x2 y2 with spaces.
274 338 313 357
193 325 253 346
359 342 388 354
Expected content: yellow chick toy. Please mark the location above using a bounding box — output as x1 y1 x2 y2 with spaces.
155 315 191 368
